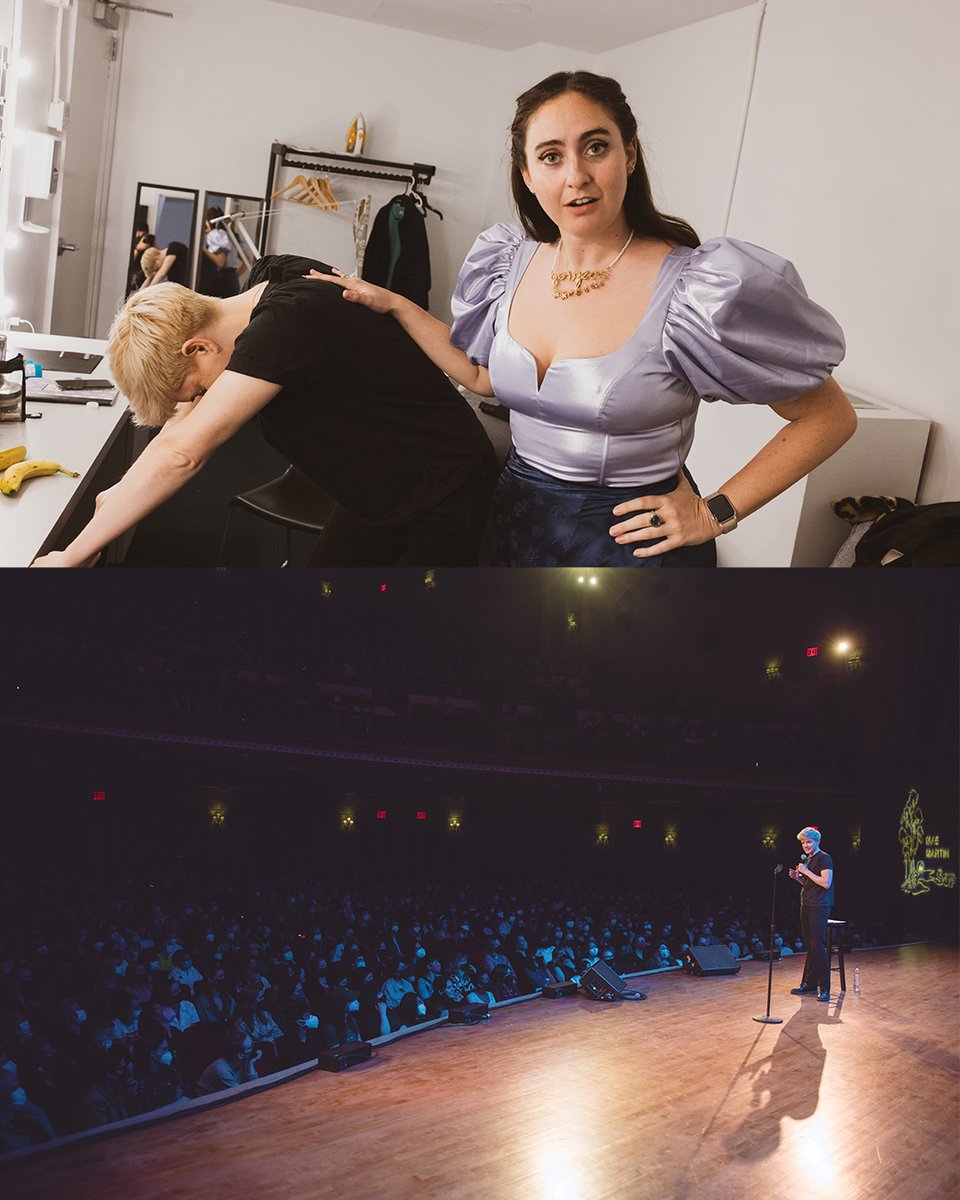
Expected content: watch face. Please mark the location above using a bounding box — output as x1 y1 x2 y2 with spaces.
708 494 736 523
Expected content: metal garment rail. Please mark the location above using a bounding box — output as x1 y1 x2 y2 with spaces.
260 142 437 252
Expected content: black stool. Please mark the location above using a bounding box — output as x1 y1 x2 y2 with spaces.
217 466 333 566
826 918 847 992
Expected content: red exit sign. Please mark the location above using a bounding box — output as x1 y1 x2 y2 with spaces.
806 646 819 658
93 790 106 802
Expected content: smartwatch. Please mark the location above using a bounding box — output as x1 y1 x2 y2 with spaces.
703 491 739 534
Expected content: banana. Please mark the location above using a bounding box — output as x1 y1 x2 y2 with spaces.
0 458 80 495
0 445 27 471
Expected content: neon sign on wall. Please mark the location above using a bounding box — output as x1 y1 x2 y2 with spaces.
899 787 957 894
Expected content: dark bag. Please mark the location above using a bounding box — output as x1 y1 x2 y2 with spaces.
854 502 960 566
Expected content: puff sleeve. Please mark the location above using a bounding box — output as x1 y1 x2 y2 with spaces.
662 237 845 405
450 222 526 367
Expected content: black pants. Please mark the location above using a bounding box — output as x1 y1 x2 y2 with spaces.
309 450 499 567
800 905 832 992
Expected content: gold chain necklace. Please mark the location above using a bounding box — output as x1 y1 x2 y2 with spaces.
550 230 635 300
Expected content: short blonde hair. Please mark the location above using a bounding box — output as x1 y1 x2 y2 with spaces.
140 246 164 277
107 283 217 427
797 827 821 843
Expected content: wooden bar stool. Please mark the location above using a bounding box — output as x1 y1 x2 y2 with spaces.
826 918 847 992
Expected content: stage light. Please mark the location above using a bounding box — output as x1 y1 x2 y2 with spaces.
836 640 850 653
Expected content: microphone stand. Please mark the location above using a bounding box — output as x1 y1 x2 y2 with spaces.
753 863 783 1024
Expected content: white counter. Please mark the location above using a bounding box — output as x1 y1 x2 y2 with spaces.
0 332 136 567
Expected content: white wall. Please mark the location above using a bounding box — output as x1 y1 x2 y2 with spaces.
602 0 960 505
95 0 581 334
0 0 72 334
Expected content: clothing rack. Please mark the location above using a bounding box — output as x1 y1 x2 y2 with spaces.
260 142 437 252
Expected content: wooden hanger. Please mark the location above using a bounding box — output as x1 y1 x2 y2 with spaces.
271 174 339 212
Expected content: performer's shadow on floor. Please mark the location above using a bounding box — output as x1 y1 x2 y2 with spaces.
725 996 844 1162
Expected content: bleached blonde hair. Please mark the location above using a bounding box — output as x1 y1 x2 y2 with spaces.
140 246 164 278
107 283 217 428
797 827 821 844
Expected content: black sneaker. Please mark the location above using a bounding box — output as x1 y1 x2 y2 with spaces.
790 986 814 995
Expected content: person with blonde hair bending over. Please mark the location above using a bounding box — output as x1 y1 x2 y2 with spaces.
32 255 498 567
313 69 856 566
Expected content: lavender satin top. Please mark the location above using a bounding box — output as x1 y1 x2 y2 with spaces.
450 224 845 486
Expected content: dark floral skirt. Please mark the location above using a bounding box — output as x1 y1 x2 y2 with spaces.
479 447 717 568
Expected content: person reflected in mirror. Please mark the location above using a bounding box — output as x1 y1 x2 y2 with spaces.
197 207 241 298
127 230 155 297
139 245 164 289
310 70 856 567
144 239 191 288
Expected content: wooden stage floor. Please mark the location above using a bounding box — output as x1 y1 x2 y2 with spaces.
4 944 958 1200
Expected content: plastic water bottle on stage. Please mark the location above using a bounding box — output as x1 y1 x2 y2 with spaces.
854 967 861 994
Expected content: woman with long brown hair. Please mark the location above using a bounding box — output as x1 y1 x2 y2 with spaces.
317 70 855 567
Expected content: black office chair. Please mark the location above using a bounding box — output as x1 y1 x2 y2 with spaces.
217 465 334 566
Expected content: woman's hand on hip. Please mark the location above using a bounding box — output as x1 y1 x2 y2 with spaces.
609 470 719 558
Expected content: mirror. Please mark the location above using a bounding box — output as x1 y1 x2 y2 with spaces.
195 191 265 297
126 182 200 297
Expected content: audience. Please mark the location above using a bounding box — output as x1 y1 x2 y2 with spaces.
0 853 893 1149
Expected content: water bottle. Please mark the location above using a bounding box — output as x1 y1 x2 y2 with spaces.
853 966 861 994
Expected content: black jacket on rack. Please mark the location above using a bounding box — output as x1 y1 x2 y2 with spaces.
362 194 431 309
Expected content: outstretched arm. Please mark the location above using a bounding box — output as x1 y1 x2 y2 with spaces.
32 372 280 566
309 270 494 397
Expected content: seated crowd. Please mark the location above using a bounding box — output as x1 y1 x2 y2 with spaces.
1 864 884 1152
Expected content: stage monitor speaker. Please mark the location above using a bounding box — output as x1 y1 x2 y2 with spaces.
580 961 627 1001
316 1041 372 1072
447 1001 489 1025
541 981 578 999
682 945 741 977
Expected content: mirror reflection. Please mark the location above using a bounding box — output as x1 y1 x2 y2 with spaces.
195 192 264 298
126 183 200 297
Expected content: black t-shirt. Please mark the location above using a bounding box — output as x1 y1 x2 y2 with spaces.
165 241 190 286
800 849 834 907
228 255 494 525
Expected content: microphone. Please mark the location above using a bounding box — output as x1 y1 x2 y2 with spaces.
773 864 783 875
801 853 809 866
